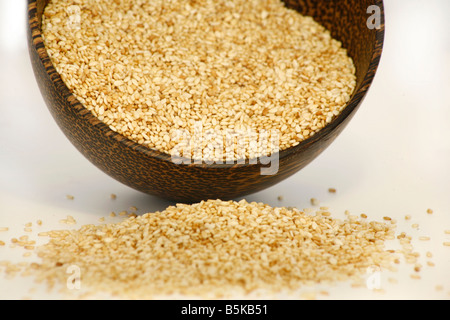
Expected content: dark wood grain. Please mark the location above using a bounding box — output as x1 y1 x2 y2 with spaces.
27 0 384 203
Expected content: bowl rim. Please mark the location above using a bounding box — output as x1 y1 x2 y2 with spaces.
27 0 385 169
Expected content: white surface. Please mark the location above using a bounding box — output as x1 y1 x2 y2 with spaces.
1 0 450 300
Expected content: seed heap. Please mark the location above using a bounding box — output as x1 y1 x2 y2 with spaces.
14 199 399 299
41 0 356 161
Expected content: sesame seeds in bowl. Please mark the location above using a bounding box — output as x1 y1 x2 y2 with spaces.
41 0 356 162
28 0 384 202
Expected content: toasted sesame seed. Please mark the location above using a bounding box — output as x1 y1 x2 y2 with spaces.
0 227 8 232
426 208 433 214
310 198 319 206
328 188 336 193
404 215 411 220
388 277 398 284
66 195 74 200
110 194 117 200
59 215 77 225
443 242 450 247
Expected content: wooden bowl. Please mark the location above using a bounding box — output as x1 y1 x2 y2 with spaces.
27 0 384 203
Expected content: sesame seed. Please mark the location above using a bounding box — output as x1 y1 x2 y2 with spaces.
426 208 433 214
0 227 8 232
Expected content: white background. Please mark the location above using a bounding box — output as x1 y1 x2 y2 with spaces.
0 0 449 300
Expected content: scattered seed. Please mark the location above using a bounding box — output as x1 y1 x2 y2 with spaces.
59 215 77 225
388 278 398 284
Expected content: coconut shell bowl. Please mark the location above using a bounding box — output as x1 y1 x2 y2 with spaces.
27 0 384 203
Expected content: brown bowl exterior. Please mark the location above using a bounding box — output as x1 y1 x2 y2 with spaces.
27 0 384 203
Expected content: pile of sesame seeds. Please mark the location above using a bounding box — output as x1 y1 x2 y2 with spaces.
1 199 399 299
1 196 450 299
41 0 356 161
